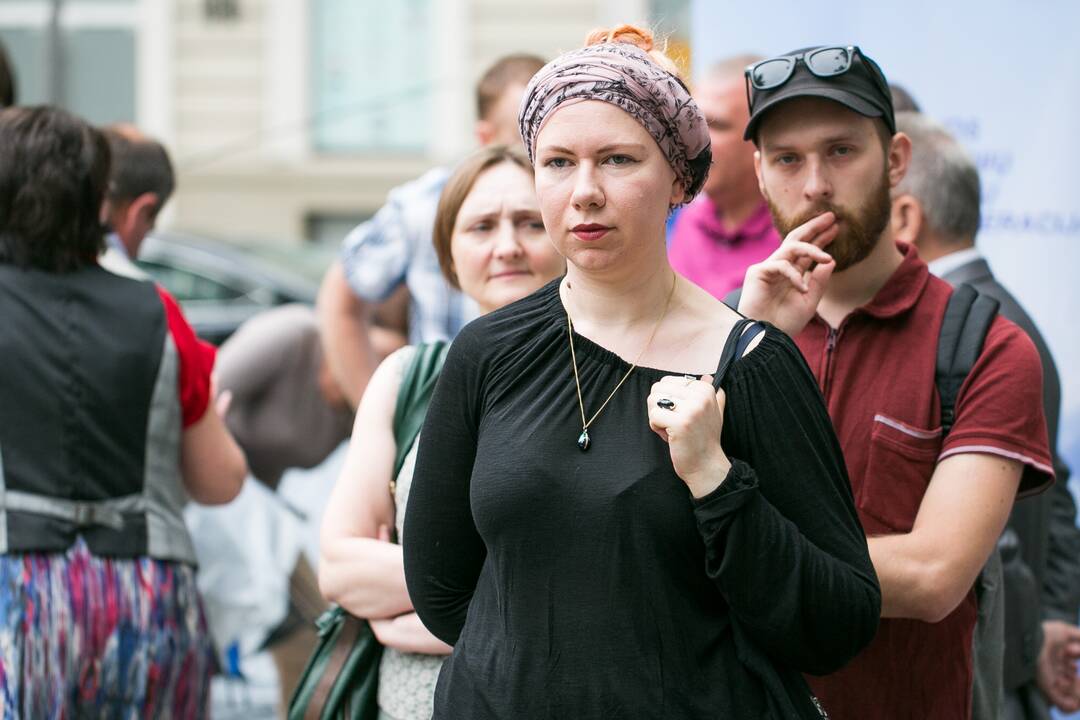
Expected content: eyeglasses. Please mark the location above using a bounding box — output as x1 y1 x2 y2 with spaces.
744 46 890 109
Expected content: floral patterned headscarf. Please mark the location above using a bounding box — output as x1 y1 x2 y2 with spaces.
518 42 712 203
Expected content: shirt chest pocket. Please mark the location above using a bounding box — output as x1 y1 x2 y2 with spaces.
857 414 943 534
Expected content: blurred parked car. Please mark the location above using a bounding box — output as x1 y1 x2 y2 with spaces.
136 233 325 345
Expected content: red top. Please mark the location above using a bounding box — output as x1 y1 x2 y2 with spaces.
800 243 1052 720
156 286 216 428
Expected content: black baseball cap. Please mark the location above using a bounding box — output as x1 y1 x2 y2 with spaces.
743 45 895 142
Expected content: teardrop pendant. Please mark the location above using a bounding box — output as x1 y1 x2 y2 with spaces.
577 428 591 452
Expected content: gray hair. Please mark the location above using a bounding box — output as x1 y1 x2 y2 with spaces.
102 126 175 206
894 111 980 242
702 53 766 84
889 83 921 113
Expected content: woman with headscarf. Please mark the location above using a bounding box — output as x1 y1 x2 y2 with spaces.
402 25 880 719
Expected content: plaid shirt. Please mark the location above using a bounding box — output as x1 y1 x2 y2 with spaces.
340 166 478 343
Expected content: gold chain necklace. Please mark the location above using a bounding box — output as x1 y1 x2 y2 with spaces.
566 274 677 451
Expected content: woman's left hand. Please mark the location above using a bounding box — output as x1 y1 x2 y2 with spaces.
647 374 732 498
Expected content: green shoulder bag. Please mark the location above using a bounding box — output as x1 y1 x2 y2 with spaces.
287 341 450 720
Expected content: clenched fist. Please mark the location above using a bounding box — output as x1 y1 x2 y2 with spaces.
647 374 732 498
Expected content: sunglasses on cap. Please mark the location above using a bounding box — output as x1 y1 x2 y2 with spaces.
744 46 890 110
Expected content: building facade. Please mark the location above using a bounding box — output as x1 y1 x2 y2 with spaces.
2 0 659 246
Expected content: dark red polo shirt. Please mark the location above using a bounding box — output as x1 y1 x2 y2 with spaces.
799 243 1052 720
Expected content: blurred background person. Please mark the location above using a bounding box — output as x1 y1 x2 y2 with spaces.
667 53 780 298
0 105 245 718
201 302 353 710
889 83 922 113
319 145 565 720
317 53 546 409
218 304 353 492
0 38 15 107
98 124 175 276
891 110 1080 719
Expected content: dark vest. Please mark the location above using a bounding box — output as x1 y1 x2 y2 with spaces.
0 263 196 563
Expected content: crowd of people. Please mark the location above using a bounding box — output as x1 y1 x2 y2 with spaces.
0 21 1076 720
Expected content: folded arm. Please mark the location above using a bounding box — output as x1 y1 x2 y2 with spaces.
319 348 414 620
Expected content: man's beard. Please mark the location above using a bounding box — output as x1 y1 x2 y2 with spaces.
766 171 892 273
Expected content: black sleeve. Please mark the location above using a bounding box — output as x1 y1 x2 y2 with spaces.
402 323 488 646
692 330 881 676
1042 459 1080 622
1005 293 1080 621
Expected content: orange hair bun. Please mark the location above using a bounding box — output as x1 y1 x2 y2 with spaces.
583 23 680 76
584 24 656 52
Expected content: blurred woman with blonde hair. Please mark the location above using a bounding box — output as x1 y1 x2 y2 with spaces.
319 144 564 720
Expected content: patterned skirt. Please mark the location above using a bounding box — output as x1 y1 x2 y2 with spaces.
0 537 215 719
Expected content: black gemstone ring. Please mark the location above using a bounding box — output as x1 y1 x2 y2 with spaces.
657 397 676 411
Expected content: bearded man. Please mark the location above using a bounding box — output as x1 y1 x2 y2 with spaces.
737 46 1053 720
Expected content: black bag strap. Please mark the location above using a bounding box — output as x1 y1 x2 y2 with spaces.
936 284 999 437
711 319 766 391
391 340 450 480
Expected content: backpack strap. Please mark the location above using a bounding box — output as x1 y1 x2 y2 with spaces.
711 319 766 391
392 340 450 479
936 284 1000 437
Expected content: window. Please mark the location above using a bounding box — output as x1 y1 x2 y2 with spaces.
0 1 135 124
136 261 248 303
305 213 371 246
310 0 431 153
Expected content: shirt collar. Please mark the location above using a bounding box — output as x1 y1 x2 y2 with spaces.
855 241 931 320
926 246 982 278
104 232 129 259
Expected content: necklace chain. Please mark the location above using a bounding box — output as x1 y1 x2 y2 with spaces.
566 274 678 444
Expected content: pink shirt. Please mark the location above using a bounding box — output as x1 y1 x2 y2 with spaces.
667 196 781 299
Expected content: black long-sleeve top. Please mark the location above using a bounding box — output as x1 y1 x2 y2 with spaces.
403 280 880 719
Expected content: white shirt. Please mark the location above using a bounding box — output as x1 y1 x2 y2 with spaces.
926 246 982 279
99 232 149 280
